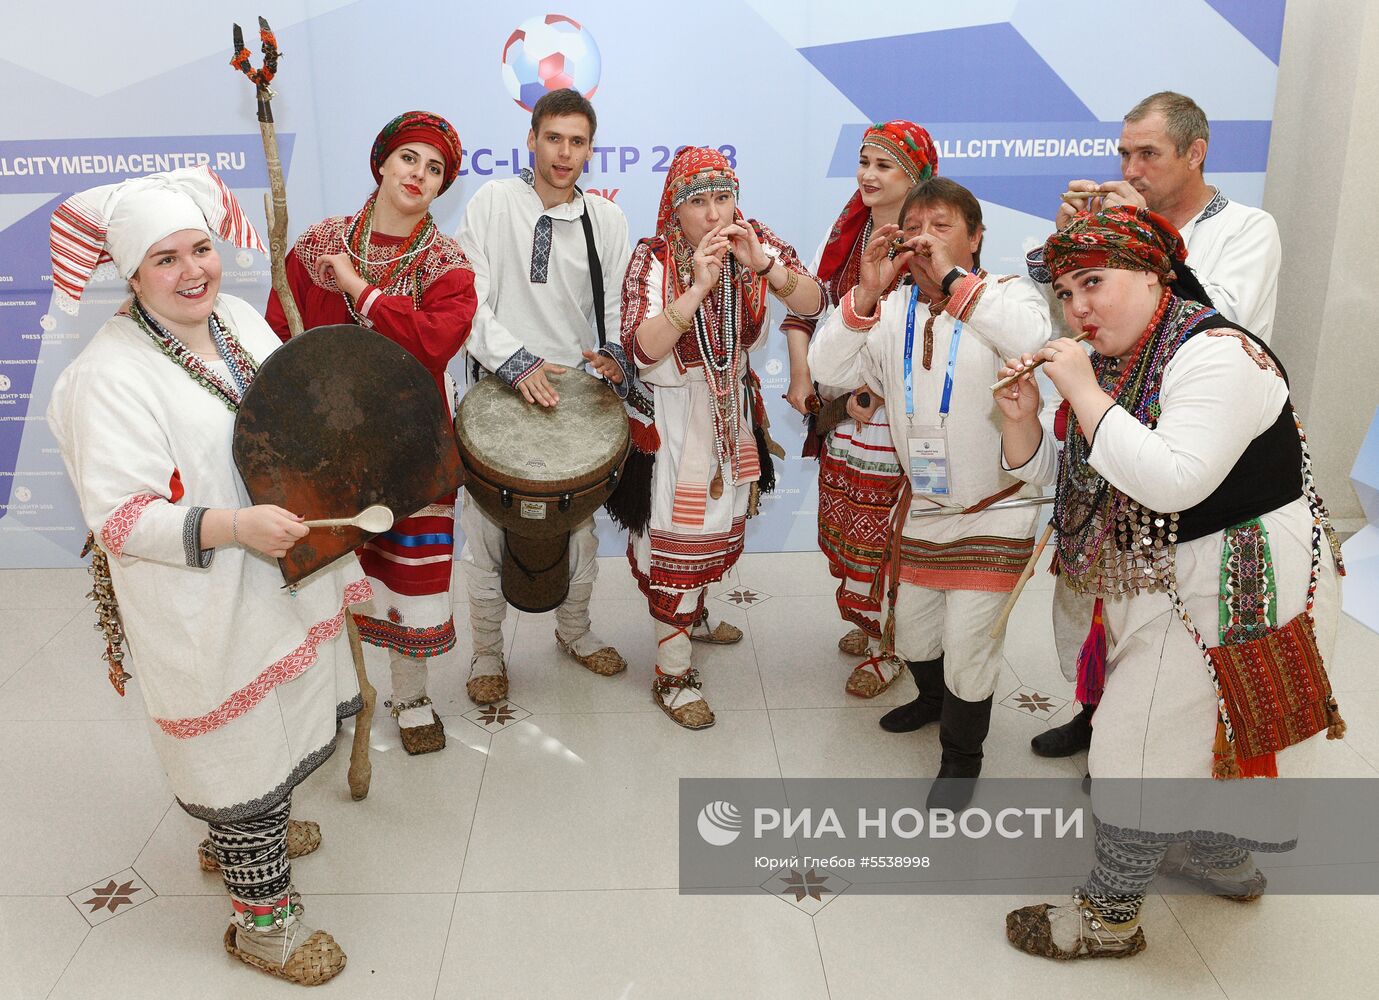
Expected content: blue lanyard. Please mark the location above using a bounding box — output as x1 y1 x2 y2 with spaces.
903 285 919 416
939 319 963 424
903 283 963 422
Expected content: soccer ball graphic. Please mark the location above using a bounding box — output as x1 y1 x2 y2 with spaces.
501 14 602 111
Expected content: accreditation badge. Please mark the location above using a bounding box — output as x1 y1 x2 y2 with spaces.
908 426 950 496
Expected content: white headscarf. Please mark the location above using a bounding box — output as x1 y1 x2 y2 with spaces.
49 166 264 315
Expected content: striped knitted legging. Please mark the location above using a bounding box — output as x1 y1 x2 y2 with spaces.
205 797 292 906
1083 823 1251 923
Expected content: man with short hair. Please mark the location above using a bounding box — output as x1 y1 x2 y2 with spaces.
1026 90 1282 759
456 89 631 704
1035 90 1281 339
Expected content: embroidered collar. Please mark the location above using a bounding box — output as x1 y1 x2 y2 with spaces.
1197 188 1229 222
521 167 586 216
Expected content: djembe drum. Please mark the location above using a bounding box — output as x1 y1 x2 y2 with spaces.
455 368 629 612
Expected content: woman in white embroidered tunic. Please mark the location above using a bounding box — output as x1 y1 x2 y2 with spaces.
996 206 1343 961
46 168 368 985
620 146 824 729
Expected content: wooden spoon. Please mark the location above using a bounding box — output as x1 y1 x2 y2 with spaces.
303 504 395 532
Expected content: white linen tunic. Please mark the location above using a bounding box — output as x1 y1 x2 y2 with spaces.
1007 333 1341 796
457 172 630 376
809 273 1051 695
48 294 368 822
455 173 632 596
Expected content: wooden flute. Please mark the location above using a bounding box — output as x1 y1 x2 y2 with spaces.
989 328 1097 393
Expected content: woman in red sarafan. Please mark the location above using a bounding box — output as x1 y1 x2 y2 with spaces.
266 110 476 756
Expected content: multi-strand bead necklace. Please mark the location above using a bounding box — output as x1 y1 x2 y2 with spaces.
342 194 436 319
129 297 257 411
1054 290 1216 595
694 255 743 496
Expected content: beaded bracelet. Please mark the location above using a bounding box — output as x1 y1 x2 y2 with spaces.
232 509 240 545
663 301 692 333
753 257 774 277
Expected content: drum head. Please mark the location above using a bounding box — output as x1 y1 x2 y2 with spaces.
455 368 627 490
233 324 463 585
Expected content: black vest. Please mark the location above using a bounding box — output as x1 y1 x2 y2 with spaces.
1171 313 1302 544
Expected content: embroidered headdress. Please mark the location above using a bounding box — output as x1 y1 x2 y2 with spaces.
48 166 263 315
816 121 938 299
1042 205 1187 283
370 111 463 194
655 146 740 235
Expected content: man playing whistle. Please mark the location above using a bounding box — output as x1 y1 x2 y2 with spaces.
809 178 1050 811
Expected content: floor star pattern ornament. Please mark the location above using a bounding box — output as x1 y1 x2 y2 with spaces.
477 703 518 727
1013 692 1055 714
1000 687 1066 720
724 589 761 605
779 868 832 902
83 878 141 914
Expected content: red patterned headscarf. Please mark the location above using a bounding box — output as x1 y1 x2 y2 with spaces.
655 146 740 235
817 120 938 299
370 111 463 194
1043 206 1187 282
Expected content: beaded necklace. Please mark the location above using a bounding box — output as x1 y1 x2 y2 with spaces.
343 193 436 306
129 298 258 412
1053 290 1215 596
694 256 743 488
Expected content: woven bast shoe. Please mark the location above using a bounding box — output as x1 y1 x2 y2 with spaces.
653 668 715 730
198 820 322 873
688 610 743 645
395 707 446 756
1157 843 1267 902
1006 897 1147 960
555 631 628 675
224 921 347 986
844 656 905 698
837 627 871 657
466 652 508 705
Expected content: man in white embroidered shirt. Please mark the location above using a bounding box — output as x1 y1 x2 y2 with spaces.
1026 90 1283 760
1031 90 1281 340
456 88 632 705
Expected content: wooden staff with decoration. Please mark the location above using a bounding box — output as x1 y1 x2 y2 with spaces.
230 16 378 802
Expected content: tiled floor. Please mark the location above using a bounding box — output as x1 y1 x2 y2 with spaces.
1 554 1374 999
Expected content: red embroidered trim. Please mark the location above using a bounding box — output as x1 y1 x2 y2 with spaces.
945 272 986 324
1204 329 1283 377
841 288 879 331
101 494 161 556
153 579 374 739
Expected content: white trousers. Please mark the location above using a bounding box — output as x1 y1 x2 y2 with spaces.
893 583 1008 701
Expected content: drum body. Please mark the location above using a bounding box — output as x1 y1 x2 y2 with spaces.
234 325 463 586
455 368 629 612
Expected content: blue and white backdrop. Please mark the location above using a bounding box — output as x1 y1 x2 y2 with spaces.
0 0 1285 566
